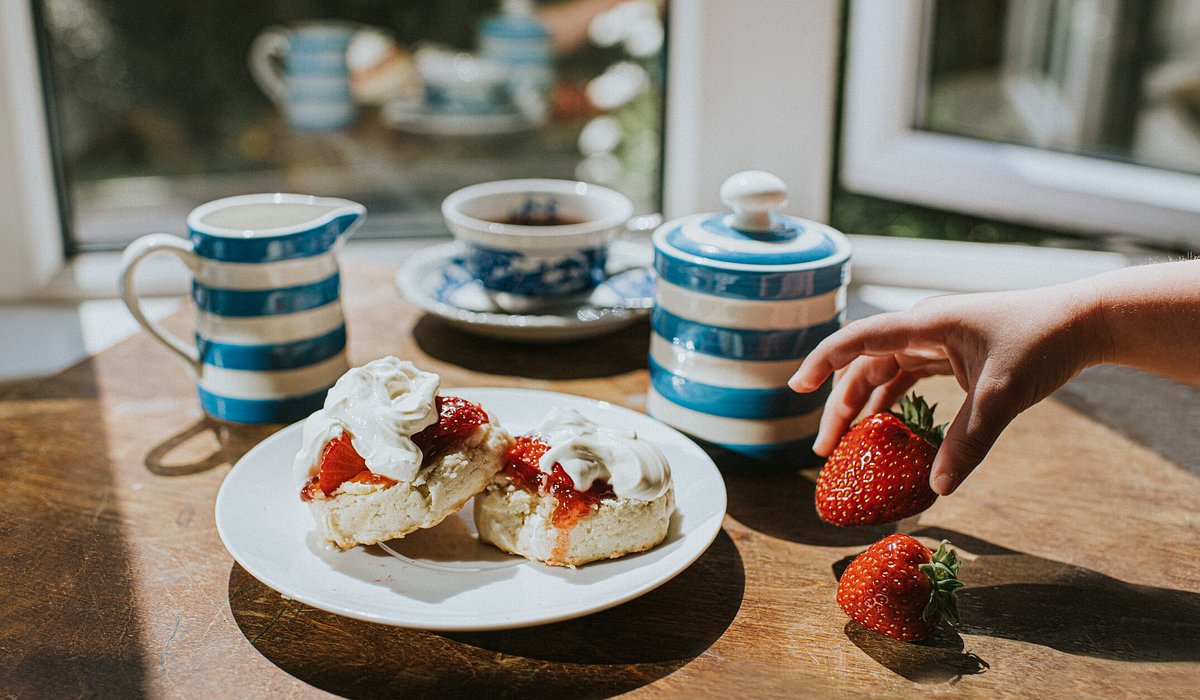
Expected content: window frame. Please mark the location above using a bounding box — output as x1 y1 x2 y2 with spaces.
0 0 63 299
842 0 1200 251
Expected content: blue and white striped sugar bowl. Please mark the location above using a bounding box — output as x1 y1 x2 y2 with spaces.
646 171 851 460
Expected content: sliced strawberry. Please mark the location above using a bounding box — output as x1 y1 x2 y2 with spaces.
316 433 368 496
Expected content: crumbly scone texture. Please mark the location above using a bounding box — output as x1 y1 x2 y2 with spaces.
310 422 510 549
474 478 675 567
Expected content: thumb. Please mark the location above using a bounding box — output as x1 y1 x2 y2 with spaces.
930 384 1018 495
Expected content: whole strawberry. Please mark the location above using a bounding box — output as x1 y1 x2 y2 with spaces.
837 535 963 641
815 393 945 526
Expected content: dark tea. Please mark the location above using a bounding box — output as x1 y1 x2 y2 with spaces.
496 214 586 226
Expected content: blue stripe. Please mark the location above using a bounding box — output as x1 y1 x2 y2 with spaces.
190 213 358 263
652 308 842 361
704 436 819 462
193 275 340 317
288 85 352 101
654 249 848 300
480 18 551 39
197 325 345 370
198 386 328 424
648 357 830 419
664 215 842 264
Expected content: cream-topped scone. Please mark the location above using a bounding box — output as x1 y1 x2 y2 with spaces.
294 356 509 549
474 407 674 567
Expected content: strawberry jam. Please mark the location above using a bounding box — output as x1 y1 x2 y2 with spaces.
502 435 615 527
300 396 488 501
411 396 489 463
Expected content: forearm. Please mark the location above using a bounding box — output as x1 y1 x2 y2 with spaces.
1079 259 1200 383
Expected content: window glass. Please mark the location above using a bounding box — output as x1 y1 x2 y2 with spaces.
36 0 665 250
921 0 1200 176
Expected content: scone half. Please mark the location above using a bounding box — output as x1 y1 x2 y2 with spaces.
311 421 508 548
475 478 675 567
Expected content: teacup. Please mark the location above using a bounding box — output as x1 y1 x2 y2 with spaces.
250 22 358 131
119 194 365 424
415 45 513 116
440 179 635 309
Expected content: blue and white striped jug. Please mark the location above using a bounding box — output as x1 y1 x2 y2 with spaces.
120 194 365 424
647 171 851 460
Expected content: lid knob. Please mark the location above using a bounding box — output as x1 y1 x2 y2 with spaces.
720 170 788 232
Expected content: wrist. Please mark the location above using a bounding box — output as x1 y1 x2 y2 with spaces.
1065 276 1116 369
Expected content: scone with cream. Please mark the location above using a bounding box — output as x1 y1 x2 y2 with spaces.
294 356 509 549
474 407 674 567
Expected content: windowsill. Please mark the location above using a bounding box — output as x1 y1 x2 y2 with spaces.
2 234 1139 388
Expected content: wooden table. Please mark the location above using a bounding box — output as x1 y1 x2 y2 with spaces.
4 263 1199 698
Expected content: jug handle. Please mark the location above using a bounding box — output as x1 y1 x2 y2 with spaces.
248 27 289 105
119 234 202 376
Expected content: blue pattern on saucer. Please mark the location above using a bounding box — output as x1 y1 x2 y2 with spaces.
462 243 607 298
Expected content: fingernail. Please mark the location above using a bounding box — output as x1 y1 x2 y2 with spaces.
932 474 956 495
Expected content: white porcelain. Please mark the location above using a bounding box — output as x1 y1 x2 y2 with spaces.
396 240 654 342
119 193 365 423
648 171 852 459
441 178 636 302
249 23 358 131
214 388 727 630
416 45 512 116
380 101 534 136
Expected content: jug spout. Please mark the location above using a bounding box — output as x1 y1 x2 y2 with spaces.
325 201 366 243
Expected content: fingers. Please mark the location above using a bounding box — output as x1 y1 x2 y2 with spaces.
789 313 937 392
813 355 904 456
929 378 1020 495
861 370 920 417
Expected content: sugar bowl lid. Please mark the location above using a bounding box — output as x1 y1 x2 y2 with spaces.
654 171 851 269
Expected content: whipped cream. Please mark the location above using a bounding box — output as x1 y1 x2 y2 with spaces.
293 356 440 485
535 407 671 501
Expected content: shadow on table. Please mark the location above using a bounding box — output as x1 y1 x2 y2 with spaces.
411 315 650 379
710 444 898 547
831 526 1200 677
229 530 744 699
143 418 280 476
2 359 148 697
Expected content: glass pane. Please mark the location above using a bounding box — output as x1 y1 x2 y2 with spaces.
36 0 665 250
920 0 1200 176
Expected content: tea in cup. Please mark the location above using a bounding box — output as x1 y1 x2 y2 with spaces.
440 179 635 308
119 194 365 424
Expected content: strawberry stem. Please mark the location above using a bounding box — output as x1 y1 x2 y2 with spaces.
892 393 946 447
919 540 964 626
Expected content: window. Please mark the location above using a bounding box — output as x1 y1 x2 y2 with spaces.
33 0 666 251
841 0 1200 252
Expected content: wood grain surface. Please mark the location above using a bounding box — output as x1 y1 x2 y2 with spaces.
2 263 1198 698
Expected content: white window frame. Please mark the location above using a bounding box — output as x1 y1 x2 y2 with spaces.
842 0 1200 252
0 0 63 300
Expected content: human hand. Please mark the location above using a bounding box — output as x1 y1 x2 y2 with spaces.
789 286 1102 495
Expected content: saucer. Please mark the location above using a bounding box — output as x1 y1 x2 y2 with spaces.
381 100 536 136
397 241 655 342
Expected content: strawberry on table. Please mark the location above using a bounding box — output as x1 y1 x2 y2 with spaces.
837 534 963 642
815 393 945 526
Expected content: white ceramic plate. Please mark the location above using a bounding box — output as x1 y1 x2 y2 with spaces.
396 241 655 342
215 388 727 631
380 100 536 136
